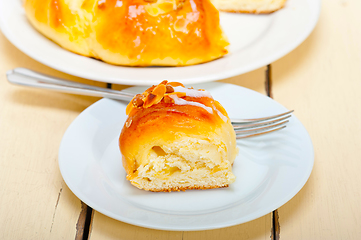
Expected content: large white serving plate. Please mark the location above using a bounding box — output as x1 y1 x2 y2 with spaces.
0 0 320 85
58 82 314 231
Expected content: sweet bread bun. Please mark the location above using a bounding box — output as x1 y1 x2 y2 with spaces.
23 0 229 66
119 81 238 192
211 0 286 13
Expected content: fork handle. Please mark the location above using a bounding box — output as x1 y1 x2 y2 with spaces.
6 68 135 102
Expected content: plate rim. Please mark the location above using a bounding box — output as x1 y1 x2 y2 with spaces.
0 0 321 86
58 82 314 231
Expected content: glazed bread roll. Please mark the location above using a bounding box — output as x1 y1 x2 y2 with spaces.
23 0 229 66
210 0 286 13
119 81 238 192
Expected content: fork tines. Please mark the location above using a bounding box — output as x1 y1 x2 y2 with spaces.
232 110 294 139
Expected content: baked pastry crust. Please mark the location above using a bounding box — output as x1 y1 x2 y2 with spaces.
210 0 287 14
119 81 238 192
23 0 229 66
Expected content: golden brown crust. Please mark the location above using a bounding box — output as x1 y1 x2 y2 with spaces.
119 82 229 176
120 103 222 174
118 81 238 192
24 0 229 66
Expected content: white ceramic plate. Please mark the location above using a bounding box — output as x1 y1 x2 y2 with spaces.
58 82 314 231
0 0 320 86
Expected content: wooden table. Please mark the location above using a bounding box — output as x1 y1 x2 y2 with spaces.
1 1 360 239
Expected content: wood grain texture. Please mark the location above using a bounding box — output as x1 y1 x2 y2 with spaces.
271 0 361 239
88 68 272 240
182 216 271 240
220 66 267 96
0 31 105 239
90 211 271 240
89 213 183 240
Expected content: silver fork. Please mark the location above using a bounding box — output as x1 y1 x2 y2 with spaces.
6 68 293 139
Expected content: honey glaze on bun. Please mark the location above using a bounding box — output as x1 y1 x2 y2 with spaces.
119 81 238 192
24 0 229 66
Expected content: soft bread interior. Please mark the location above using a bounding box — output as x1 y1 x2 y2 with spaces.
128 138 236 192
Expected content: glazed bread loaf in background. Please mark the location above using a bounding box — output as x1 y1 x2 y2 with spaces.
210 0 286 13
119 81 238 192
23 0 229 66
